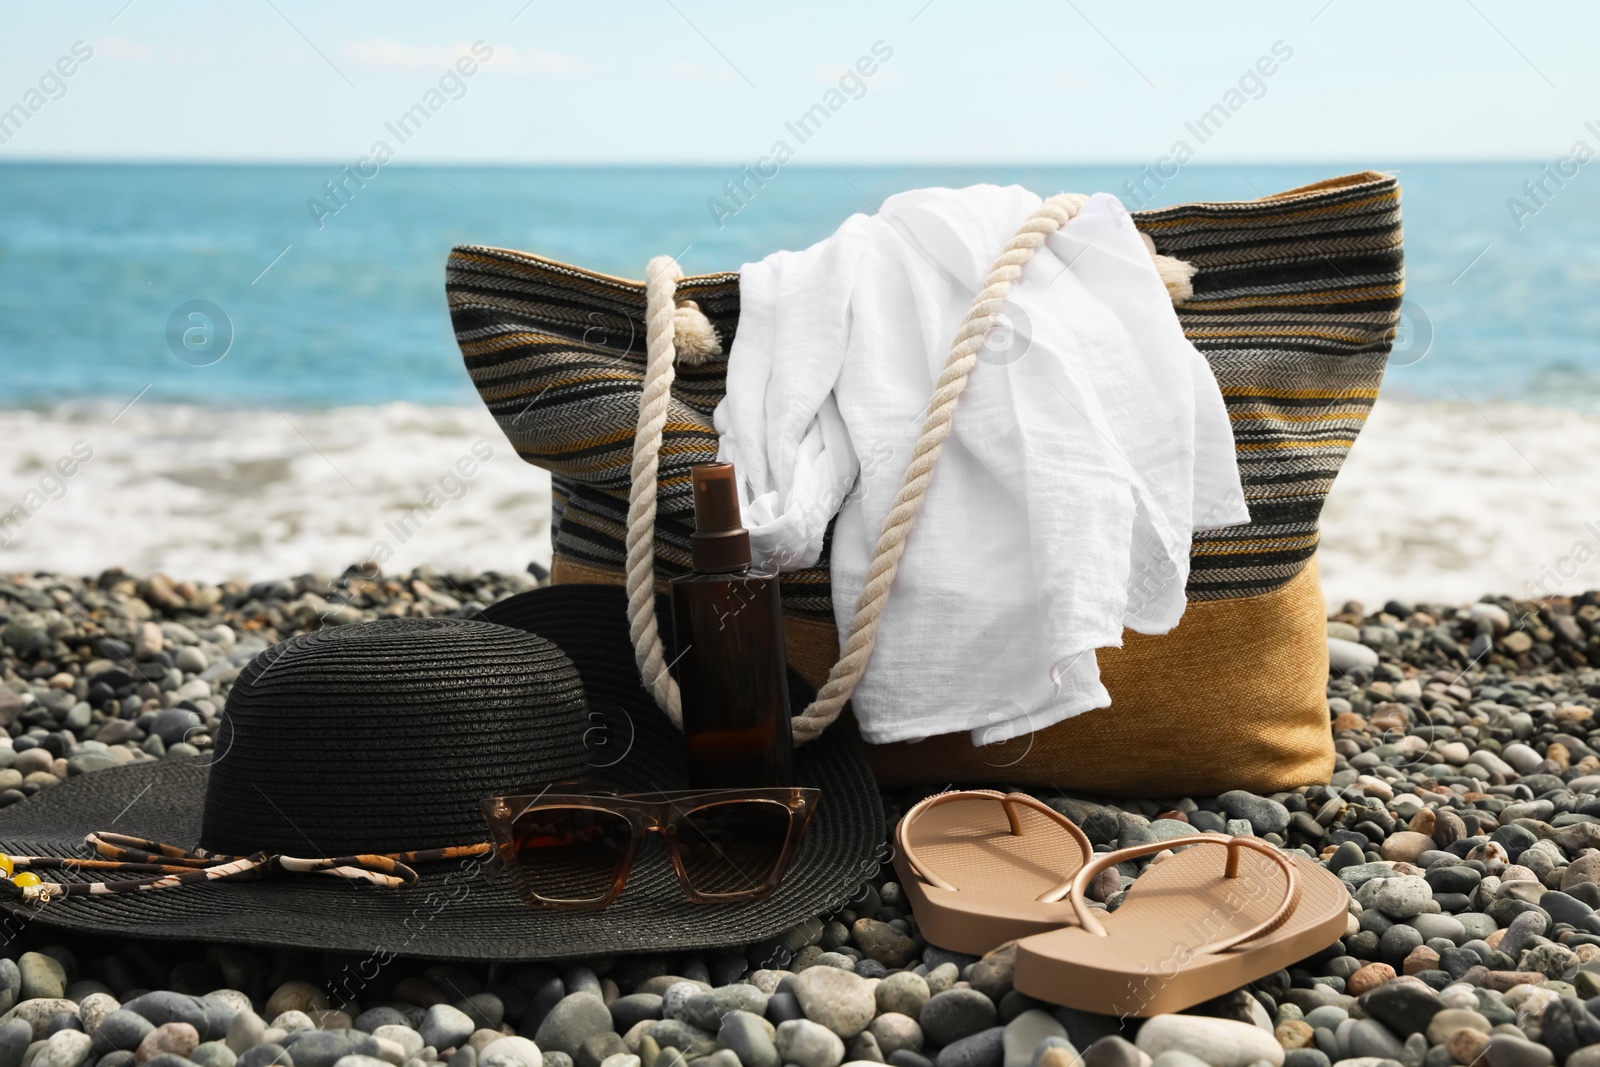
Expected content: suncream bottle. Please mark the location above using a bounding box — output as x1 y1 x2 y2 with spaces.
669 462 794 788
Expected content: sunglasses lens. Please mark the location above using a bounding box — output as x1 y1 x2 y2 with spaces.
507 805 632 905
678 799 794 899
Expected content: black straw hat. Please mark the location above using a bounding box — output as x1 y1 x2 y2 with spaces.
0 586 884 960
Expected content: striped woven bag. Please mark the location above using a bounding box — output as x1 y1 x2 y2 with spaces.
445 171 1403 795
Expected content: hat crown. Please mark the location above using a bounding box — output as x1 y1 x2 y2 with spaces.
201 617 588 856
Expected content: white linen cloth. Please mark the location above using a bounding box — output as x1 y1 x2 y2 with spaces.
714 185 1249 746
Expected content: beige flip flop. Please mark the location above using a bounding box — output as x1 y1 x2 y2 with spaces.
892 790 1094 955
1013 834 1349 1017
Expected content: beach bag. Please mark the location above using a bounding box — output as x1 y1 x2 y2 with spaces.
445 171 1403 796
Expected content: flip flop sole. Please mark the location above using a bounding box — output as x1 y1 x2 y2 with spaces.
896 794 1088 956
1013 852 1349 1017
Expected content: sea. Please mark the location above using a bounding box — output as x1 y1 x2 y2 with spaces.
2 162 1599 607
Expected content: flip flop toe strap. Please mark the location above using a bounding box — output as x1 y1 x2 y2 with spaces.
897 790 1093 893
1060 834 1302 953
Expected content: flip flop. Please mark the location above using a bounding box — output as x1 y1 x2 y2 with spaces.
892 790 1094 955
1012 834 1349 1017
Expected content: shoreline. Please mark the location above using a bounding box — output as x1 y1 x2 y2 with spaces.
4 397 1600 609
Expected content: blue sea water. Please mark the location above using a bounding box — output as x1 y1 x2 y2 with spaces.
1 161 1598 411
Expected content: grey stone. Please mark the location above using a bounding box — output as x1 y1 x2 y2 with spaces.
0 961 19 1017
33 1032 91 1067
88 1013 151 1056
0 1018 35 1067
718 1010 778 1067
534 996 612 1059
19 955 66 1003
370 1030 420 1064
1001 1012 1066 1067
607 997 660 1035
644 1020 714 1060
141 1056 194 1067
1344 1019 1404 1060
1217 791 1291 836
279 1031 380 1067
936 1028 1004 1067
1480 1034 1553 1067
775 1020 844 1067
193 1042 238 1067
844 1028 884 1064
1134 1015 1284 1067
352 1013 407 1037
1328 638 1379 673
876 975 930 1022
120 994 209 1038
454 998 502 1035
225 1012 264 1056
918 991 997 1049
237 1044 293 1067
1079 1036 1141 1067
681 986 766 1032
868 1015 923 1058
792 968 875 1039
418 1007 474 1054
2 1002 81 1042
1356 982 1442 1038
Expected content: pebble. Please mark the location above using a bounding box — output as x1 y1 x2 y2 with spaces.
534 996 612 1059
1135 1015 1282 1067
34 1030 91 1067
477 1038 541 1067
1 1001 79 1042
226 1013 266 1056
919 991 997 1049
1078 1035 1145 1067
418 1007 473 1053
136 1023 199 1064
935 1026 1004 1067
775 1020 845 1067
237 1044 292 1067
93 1012 154 1054
875 975 929 1021
280 1032 379 1067
1481 1033 1555 1067
717 1012 778 1067
265 986 328 1021
193 1042 238 1067
792 969 874 1039
1000 1011 1065 1067
370 1030 420 1063
17 958 65 1005
0 576 1598 1067
868 1015 923 1057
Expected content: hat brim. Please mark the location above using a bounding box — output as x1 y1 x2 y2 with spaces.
0 586 884 961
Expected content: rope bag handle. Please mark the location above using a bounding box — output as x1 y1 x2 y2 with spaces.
625 195 1196 742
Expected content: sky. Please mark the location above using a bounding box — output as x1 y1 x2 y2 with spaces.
1 0 1597 164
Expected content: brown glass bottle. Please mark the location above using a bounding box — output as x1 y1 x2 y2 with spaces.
670 463 794 789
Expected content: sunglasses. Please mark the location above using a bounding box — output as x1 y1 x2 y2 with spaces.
480 785 819 910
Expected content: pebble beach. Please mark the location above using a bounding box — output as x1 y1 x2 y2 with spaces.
2 569 1600 1067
